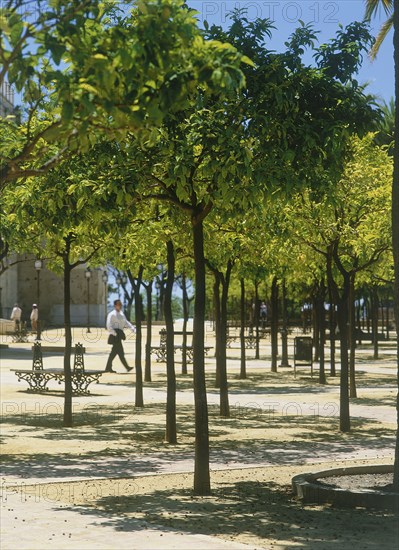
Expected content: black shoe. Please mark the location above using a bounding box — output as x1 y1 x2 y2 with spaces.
105 369 116 373
125 366 134 372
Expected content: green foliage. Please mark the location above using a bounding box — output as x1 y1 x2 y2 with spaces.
286 133 393 287
0 0 249 185
314 21 374 83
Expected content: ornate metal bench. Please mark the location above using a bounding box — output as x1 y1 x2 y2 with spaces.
150 329 168 362
151 329 212 362
12 342 103 395
226 334 257 349
6 322 29 343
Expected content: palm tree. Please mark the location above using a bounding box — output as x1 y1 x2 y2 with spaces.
375 98 395 149
365 0 394 57
364 0 399 489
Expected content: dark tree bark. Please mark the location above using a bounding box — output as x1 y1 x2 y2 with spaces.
392 0 399 489
144 282 152 382
366 295 371 333
129 266 144 408
327 247 350 432
318 279 326 385
192 216 210 495
356 291 362 340
271 276 279 372
336 291 350 432
349 272 357 398
328 281 336 377
385 300 390 340
119 273 134 321
213 275 222 389
312 288 320 362
219 261 232 417
208 260 232 417
279 278 291 368
165 240 177 444
372 286 379 360
254 280 260 360
61 234 99 426
158 271 167 321
240 278 247 380
181 272 189 375
63 240 73 427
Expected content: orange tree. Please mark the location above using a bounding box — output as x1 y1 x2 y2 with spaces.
0 0 248 186
83 14 380 495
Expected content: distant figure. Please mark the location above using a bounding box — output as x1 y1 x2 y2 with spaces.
30 304 39 339
10 303 22 331
105 299 135 373
251 301 256 326
260 301 268 326
301 302 312 334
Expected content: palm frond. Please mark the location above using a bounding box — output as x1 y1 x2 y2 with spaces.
365 0 393 20
370 14 394 59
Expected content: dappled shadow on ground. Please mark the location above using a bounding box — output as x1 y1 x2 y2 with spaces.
0 348 35 363
60 479 398 550
1 401 395 482
351 395 396 408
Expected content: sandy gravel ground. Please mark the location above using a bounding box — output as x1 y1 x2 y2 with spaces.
1 329 398 549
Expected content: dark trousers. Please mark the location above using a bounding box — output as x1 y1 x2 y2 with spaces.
106 339 130 371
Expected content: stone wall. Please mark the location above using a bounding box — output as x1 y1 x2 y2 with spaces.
0 255 107 328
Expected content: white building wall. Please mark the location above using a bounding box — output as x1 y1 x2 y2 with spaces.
0 255 107 327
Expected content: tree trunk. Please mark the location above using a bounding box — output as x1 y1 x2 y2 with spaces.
366 298 372 333
271 276 278 372
254 280 260 359
165 240 177 444
159 273 166 321
219 262 232 418
313 290 320 362
134 266 144 408
63 256 73 427
328 282 336 377
356 292 362 341
372 286 379 360
144 283 152 383
337 277 351 432
392 0 399 489
181 272 189 375
279 278 290 367
327 247 350 432
192 217 210 495
240 278 247 379
318 279 326 385
385 301 390 340
126 297 134 322
349 272 357 398
213 275 222 389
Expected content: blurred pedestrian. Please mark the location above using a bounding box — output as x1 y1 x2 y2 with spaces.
260 301 267 327
10 303 22 331
105 299 135 373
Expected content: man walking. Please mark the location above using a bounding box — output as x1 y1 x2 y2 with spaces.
105 299 134 373
10 303 22 331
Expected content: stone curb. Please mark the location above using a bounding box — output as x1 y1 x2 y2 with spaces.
292 464 399 511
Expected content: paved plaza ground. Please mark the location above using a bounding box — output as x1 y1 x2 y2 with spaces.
0 327 398 549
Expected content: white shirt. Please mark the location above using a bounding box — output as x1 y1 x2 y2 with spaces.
106 309 134 336
10 307 22 321
30 308 38 321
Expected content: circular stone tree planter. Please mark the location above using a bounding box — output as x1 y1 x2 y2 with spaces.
292 464 398 511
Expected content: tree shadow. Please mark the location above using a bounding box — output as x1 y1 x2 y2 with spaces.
1 402 395 484
58 479 398 549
